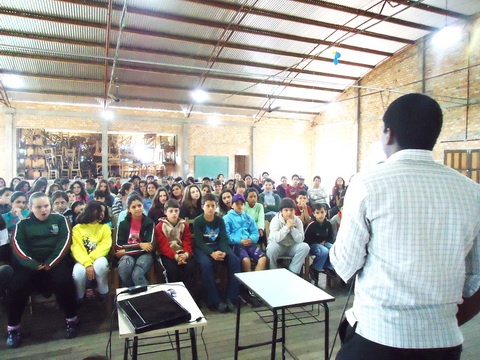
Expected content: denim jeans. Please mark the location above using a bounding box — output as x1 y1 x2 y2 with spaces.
310 242 333 272
195 245 240 307
118 253 153 287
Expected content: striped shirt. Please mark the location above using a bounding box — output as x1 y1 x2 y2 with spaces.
330 149 480 349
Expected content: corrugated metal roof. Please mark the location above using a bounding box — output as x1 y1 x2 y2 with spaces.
0 0 478 121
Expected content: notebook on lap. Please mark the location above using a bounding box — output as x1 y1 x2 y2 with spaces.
117 290 192 334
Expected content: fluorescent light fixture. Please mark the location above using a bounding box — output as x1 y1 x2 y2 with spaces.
432 26 462 49
208 115 220 126
2 74 25 89
191 89 208 102
101 110 114 121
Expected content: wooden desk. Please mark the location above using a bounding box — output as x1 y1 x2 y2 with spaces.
117 283 206 360
234 269 335 360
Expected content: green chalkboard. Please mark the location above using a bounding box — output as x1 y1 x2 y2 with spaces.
194 156 229 179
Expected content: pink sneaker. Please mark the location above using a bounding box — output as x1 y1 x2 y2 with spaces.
85 289 95 299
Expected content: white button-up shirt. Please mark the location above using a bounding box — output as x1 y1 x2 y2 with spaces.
330 149 480 349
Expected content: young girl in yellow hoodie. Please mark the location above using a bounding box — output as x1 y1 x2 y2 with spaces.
71 200 112 303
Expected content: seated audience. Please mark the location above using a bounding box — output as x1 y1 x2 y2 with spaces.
304 203 335 283
155 200 195 291
115 194 155 287
2 191 29 233
46 183 61 199
235 180 246 196
85 179 97 200
295 190 313 229
217 189 234 217
212 180 223 199
0 187 13 215
276 176 291 199
142 181 159 213
266 198 309 275
14 180 30 194
169 183 184 205
26 177 48 202
0 216 12 271
286 174 304 201
201 183 212 197
112 182 133 216
224 194 266 272
193 194 240 313
258 178 281 221
330 197 343 242
243 188 265 241
70 180 89 203
180 184 203 220
244 174 262 193
307 175 329 206
51 191 74 224
71 201 112 303
329 177 346 209
147 187 169 225
71 200 86 227
96 179 115 207
6 192 78 348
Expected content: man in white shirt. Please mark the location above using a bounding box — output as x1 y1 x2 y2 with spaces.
330 93 480 360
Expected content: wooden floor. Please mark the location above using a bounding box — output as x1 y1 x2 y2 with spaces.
1 276 479 360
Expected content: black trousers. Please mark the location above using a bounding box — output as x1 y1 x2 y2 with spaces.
336 319 462 360
160 255 196 291
7 257 77 326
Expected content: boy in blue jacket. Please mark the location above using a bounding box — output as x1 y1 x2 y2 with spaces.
224 194 267 272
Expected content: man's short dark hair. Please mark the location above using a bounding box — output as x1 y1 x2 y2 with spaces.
383 93 443 151
202 193 217 205
85 179 96 186
164 199 180 211
297 190 308 198
94 190 106 198
59 178 70 186
312 203 328 212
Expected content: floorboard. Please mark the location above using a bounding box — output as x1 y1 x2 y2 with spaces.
0 276 479 359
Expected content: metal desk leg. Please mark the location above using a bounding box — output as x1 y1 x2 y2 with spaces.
234 301 241 360
189 327 198 360
324 303 330 360
132 336 138 360
124 338 129 360
271 309 278 360
175 330 181 360
281 308 286 360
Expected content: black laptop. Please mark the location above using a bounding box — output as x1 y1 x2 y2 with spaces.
117 290 192 334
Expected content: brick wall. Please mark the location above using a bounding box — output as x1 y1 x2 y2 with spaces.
314 17 480 187
1 17 479 188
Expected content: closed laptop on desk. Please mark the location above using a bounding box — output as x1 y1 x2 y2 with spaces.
117 290 191 334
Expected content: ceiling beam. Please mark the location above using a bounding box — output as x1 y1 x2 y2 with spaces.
185 0 414 45
0 30 377 71
290 0 468 27
0 51 347 93
0 7 394 57
387 0 472 20
4 88 320 115
0 67 332 104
